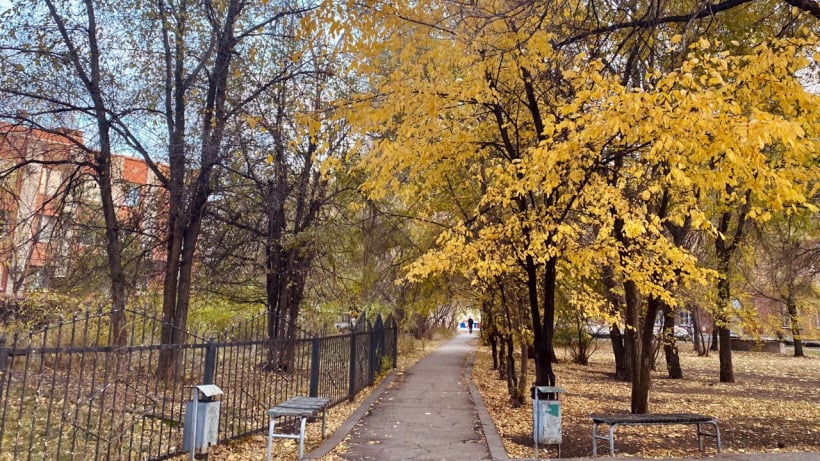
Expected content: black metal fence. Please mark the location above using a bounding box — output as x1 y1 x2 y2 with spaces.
0 307 397 460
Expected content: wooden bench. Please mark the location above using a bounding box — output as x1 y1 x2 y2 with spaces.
591 413 721 457
266 396 330 461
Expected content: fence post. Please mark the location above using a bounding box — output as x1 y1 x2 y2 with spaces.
309 336 320 397
368 320 376 385
0 336 7 404
373 315 384 375
203 339 217 385
391 317 398 369
348 331 356 400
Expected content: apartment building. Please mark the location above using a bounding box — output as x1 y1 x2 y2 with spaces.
0 123 165 296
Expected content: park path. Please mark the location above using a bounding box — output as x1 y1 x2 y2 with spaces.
337 332 492 461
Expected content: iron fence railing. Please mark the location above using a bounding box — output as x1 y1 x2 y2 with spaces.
0 306 397 460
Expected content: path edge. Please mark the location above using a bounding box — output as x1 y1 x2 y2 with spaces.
465 339 511 461
305 368 399 459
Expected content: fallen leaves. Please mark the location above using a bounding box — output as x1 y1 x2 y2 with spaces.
472 342 820 459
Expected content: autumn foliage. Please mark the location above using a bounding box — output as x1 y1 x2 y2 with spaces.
335 0 820 413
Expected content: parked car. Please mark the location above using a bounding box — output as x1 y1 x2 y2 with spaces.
587 321 692 341
654 324 692 342
586 321 611 338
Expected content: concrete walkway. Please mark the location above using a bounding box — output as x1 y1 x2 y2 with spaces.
316 332 498 460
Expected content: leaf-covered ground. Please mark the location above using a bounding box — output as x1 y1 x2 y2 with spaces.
472 342 820 459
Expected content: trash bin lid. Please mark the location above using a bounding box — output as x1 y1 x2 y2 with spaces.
534 386 565 394
193 384 223 397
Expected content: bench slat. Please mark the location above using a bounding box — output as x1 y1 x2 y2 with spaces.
591 413 714 425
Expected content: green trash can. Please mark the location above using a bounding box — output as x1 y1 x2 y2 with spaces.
532 386 564 459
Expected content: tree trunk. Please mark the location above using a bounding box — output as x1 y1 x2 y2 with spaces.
713 198 749 382
498 335 507 380
786 299 804 357
529 257 556 387
716 267 735 383
632 297 660 414
610 325 631 381
661 302 683 379
490 331 499 369
691 309 708 356
96 120 127 348
623 280 645 413
484 304 499 369
603 250 629 380
155 0 244 379
506 335 518 400
158 215 185 376
718 325 734 382
575 325 589 365
44 0 129 346
512 339 527 406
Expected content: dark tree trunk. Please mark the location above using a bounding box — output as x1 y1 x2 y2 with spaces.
713 195 749 383
575 325 589 365
160 0 245 377
529 257 556 387
718 325 734 382
490 332 499 369
715 269 735 382
610 326 631 381
691 309 708 356
255 82 326 367
43 0 129 346
602 265 630 381
505 335 517 398
632 296 660 414
786 299 804 357
484 303 499 369
511 340 527 406
96 133 127 346
498 336 507 380
715 252 736 382
622 281 644 413
661 302 683 379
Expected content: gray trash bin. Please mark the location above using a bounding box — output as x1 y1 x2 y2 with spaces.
183 384 223 460
532 385 564 459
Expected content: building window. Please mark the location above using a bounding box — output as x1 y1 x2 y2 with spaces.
27 266 50 290
781 307 792 329
677 310 693 327
37 213 56 241
0 208 10 235
77 226 98 246
122 185 140 207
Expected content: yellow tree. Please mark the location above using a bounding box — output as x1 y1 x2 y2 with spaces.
338 0 820 411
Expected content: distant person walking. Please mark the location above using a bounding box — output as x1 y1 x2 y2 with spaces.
467 317 474 334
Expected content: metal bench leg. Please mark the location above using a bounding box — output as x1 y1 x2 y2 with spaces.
592 422 598 457
266 416 275 461
321 406 327 439
297 416 308 461
695 420 722 453
609 424 617 456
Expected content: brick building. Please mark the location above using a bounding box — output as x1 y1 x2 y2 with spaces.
0 123 165 296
